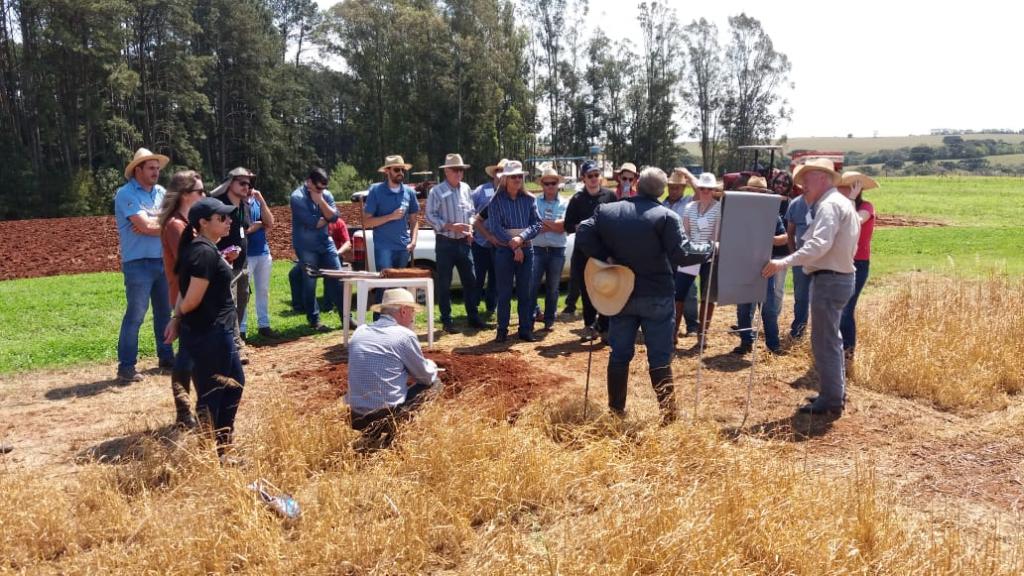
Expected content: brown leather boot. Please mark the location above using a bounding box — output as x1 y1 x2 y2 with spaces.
171 370 198 429
650 366 677 425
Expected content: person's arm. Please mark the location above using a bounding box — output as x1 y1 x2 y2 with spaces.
779 205 840 268
290 190 322 231
563 196 580 234
662 212 713 268
574 211 609 262
313 189 339 222
254 190 274 230
786 221 797 253
399 332 439 385
163 277 209 343
407 211 418 252
361 187 406 229
425 186 447 232
128 213 161 236
485 198 512 245
518 200 543 242
473 210 499 245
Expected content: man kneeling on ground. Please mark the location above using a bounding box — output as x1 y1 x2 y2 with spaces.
347 288 440 441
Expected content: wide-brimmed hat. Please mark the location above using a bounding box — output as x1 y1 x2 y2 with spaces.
485 159 509 178
695 172 722 190
209 167 255 197
617 162 638 177
839 171 879 191
188 197 236 229
439 153 470 170
124 147 170 179
538 167 564 185
584 258 635 316
746 175 768 188
378 155 413 173
370 288 423 312
667 169 689 187
499 160 526 177
794 158 841 187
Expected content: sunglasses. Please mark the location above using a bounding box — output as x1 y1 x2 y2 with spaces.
188 187 206 195
312 182 328 191
212 213 230 222
234 180 253 188
542 181 559 186
389 168 405 174
585 172 601 179
506 174 524 180
619 177 634 183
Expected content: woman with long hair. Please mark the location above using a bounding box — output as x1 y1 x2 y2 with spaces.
159 171 205 428
837 172 877 373
164 197 245 458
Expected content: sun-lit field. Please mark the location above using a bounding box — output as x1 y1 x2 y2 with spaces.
682 133 1024 156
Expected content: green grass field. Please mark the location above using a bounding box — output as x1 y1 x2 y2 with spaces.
1 176 1021 374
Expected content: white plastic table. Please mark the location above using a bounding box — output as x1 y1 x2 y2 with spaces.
341 277 434 348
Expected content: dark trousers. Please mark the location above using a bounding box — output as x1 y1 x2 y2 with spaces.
350 383 432 431
181 322 245 446
471 243 497 313
435 235 481 325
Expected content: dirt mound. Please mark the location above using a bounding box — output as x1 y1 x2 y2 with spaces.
282 350 569 416
876 214 947 228
0 199 428 281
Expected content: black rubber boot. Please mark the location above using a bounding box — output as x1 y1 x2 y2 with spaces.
649 366 676 425
607 363 630 415
171 370 198 430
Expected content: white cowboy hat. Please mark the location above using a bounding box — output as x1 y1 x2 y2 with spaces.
839 171 879 191
370 288 424 312
124 147 170 179
438 153 471 170
584 258 635 316
794 158 841 187
485 158 508 178
694 172 721 189
378 155 413 173
498 159 526 177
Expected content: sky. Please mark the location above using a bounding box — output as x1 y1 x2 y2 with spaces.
316 0 1022 138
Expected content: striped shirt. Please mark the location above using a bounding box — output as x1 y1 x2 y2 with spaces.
471 182 497 246
426 180 476 240
346 315 439 415
683 200 721 244
484 188 542 245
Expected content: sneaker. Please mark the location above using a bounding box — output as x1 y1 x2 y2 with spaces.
258 327 276 338
116 369 144 385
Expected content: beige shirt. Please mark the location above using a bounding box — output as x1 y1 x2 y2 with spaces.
779 187 860 274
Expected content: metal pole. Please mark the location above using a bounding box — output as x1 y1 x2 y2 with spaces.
583 336 594 419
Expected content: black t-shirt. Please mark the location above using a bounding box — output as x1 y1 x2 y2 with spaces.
214 192 250 271
772 197 791 258
180 237 237 331
564 187 617 237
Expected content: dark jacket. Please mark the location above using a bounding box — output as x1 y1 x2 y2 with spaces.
564 187 617 237
575 195 713 298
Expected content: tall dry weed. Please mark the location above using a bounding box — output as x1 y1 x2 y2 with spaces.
857 274 1024 412
1 392 1021 574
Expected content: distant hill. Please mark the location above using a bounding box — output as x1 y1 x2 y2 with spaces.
682 133 1024 156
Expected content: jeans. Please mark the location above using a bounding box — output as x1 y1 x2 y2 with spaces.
435 236 481 325
297 246 343 325
118 258 174 371
471 243 497 313
494 246 534 336
736 275 780 350
242 253 272 332
773 266 786 316
673 272 700 332
790 265 811 337
531 246 565 326
840 260 870 351
810 272 855 409
180 322 245 446
608 295 675 371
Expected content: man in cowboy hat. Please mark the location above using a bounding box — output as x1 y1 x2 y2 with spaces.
426 153 487 334
208 167 255 360
576 167 714 423
614 162 639 200
113 147 175 383
663 168 700 340
290 167 345 331
762 158 860 416
364 155 421 310
564 159 617 341
531 167 569 331
470 159 507 317
347 288 440 440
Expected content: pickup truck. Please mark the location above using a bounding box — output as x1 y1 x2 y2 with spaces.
348 191 574 287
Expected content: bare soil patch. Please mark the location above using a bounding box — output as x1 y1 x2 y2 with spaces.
875 213 948 227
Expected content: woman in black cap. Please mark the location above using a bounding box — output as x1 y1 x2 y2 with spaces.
164 197 246 458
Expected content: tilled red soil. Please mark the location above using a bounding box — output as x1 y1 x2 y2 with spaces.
0 200 428 281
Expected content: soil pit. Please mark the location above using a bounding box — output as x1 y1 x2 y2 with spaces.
282 350 570 416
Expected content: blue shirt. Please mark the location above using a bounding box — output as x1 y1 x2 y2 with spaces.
247 197 269 256
533 195 568 248
290 184 339 254
426 180 475 240
114 178 165 263
346 314 439 414
484 189 542 245
364 181 419 251
662 195 692 220
471 182 496 247
785 196 811 249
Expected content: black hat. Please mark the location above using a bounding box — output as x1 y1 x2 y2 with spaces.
188 197 235 229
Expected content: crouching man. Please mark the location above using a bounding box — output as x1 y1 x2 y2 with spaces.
576 167 714 424
346 288 440 443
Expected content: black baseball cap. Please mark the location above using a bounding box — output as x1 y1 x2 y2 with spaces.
188 197 235 229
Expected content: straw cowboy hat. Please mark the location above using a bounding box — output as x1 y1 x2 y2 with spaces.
485 159 509 178
584 258 635 316
370 288 424 312
124 147 169 179
694 172 722 189
499 159 526 177
378 155 413 173
438 153 470 170
617 162 638 177
667 169 689 187
746 175 768 189
839 171 879 191
794 157 841 187
538 167 564 184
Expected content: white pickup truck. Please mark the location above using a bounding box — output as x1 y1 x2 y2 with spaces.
348 192 573 287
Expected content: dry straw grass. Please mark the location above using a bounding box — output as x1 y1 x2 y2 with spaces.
856 274 1024 412
2 392 1022 574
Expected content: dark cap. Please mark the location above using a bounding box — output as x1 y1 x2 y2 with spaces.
581 160 599 175
188 197 235 229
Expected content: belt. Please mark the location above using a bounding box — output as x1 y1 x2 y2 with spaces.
809 270 853 277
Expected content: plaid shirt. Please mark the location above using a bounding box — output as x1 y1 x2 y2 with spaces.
346 315 438 415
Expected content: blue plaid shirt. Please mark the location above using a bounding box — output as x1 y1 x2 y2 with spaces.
346 315 438 415
426 180 475 240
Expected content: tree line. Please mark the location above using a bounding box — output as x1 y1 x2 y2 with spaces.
0 0 792 219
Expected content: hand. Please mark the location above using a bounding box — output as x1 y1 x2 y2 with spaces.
513 247 524 263
224 250 239 264
316 217 327 229
407 241 416 253
252 189 265 204
848 180 863 200
761 260 784 278
309 188 323 203
449 222 472 235
464 232 474 244
163 317 180 344
508 236 523 250
391 206 406 222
